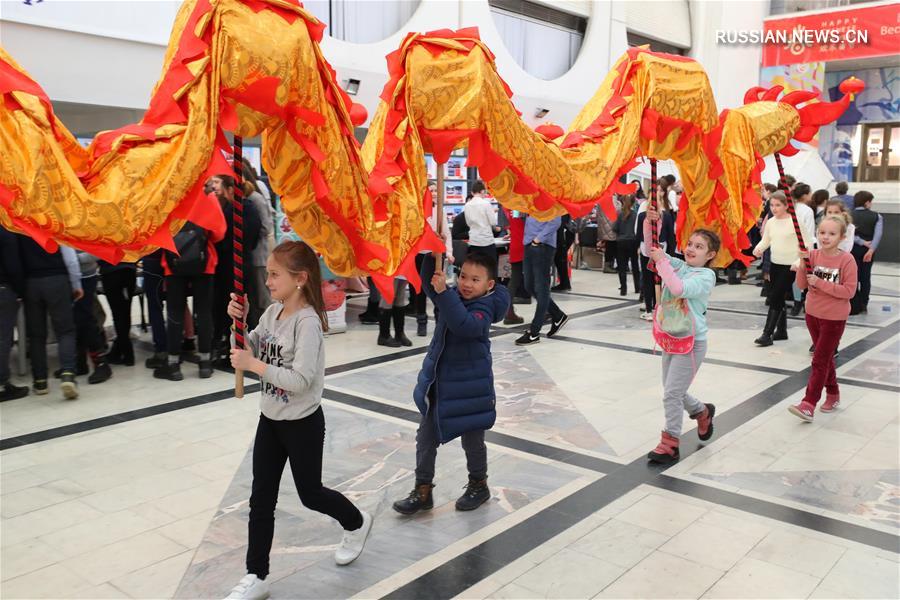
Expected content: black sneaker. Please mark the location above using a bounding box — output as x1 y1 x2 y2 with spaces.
59 372 79 400
0 382 29 401
515 331 540 346
392 483 434 515
33 379 49 395
198 360 213 379
455 478 490 511
547 314 569 338
416 319 427 337
154 362 184 381
88 362 112 385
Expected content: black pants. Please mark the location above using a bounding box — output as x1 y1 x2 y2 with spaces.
524 244 564 335
25 275 76 379
101 268 136 355
616 239 640 293
413 254 428 318
213 269 232 356
73 276 105 356
640 255 656 313
851 244 874 312
247 409 363 579
509 261 526 298
142 255 167 353
165 274 212 356
0 285 17 385
554 229 575 288
767 263 795 313
467 244 498 267
415 390 487 484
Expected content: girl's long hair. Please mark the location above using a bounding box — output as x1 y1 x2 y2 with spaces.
619 194 635 215
271 241 329 332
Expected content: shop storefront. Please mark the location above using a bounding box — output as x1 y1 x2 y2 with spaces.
761 2 899 185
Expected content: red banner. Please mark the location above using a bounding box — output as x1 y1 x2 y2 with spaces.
762 3 900 67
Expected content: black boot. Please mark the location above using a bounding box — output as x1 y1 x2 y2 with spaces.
416 314 428 337
455 477 490 511
153 359 184 381
88 359 112 384
728 270 741 285
789 301 803 317
198 360 213 379
773 309 788 341
377 310 401 347
393 307 412 347
754 308 779 347
359 300 379 324
108 339 134 366
392 482 434 515
144 351 167 369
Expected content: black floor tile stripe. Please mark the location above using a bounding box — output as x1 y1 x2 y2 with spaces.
382 320 900 600
0 301 629 450
651 475 900 553
0 384 261 451
322 388 621 474
707 306 882 329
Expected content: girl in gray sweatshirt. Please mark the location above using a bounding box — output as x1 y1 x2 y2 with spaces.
224 241 372 600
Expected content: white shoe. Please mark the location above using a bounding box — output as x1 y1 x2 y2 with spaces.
224 574 269 600
335 510 373 566
639 311 654 321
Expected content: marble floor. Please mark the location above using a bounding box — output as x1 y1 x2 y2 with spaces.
1 264 898 599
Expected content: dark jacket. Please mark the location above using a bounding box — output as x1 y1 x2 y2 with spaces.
637 209 676 255
17 235 68 279
613 209 637 241
0 226 24 295
414 255 510 443
215 198 262 279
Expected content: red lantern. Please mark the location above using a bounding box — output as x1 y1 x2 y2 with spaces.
839 77 866 101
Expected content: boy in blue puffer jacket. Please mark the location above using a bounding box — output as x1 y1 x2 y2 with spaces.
393 252 510 514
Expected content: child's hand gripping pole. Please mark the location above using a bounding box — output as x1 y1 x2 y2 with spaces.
226 292 249 399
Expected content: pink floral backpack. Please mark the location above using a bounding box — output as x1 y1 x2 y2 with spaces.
652 292 695 355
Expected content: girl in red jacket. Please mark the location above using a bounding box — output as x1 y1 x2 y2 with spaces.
789 216 858 422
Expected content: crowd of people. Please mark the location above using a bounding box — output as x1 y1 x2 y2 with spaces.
0 159 276 401
0 164 886 599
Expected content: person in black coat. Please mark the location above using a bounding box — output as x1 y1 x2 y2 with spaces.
0 226 27 400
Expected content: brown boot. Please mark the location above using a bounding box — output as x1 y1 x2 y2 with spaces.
392 482 434 515
690 403 716 441
647 431 680 464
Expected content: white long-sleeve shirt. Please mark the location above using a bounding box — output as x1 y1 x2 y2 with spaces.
463 195 497 246
795 202 816 250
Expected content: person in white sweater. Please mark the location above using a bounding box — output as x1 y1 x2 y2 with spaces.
753 191 812 346
825 199 855 253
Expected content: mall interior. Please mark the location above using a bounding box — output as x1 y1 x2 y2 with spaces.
0 0 898 599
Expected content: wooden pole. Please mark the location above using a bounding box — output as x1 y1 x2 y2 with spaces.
232 136 245 399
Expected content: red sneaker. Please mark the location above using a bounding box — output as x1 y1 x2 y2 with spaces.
647 431 680 464
820 393 840 413
691 403 716 441
788 401 815 422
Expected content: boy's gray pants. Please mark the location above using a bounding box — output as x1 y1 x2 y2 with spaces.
662 339 707 437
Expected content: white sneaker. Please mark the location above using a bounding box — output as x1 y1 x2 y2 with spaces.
224 574 269 600
334 510 373 566
639 311 654 321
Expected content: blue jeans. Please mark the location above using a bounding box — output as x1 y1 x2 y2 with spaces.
524 244 564 336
